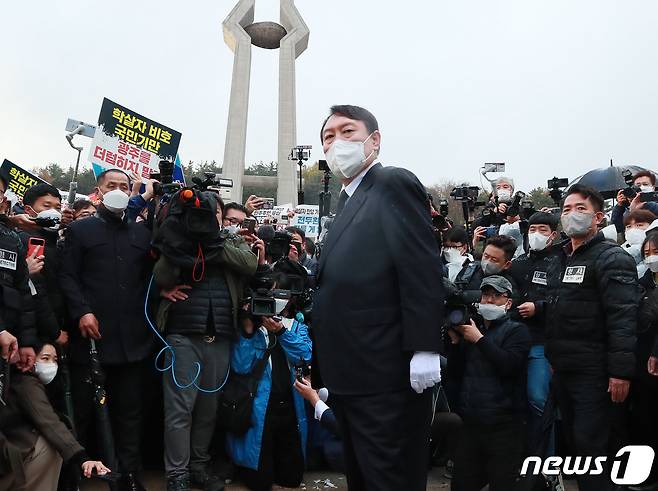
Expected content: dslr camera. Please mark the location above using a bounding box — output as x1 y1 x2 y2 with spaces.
621 170 639 200
506 191 526 217
443 278 481 327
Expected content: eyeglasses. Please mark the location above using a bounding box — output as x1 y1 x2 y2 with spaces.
224 217 244 226
480 291 509 301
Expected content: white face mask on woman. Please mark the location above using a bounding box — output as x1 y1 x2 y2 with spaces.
645 255 658 273
34 361 58 385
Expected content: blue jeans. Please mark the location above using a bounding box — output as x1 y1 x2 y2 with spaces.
527 344 554 455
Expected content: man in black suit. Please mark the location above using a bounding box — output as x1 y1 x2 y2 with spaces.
313 105 445 490
60 169 153 491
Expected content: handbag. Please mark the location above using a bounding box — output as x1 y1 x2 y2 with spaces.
217 347 272 435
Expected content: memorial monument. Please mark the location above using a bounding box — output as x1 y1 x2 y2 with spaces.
222 0 309 205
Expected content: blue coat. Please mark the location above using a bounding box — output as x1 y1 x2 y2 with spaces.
226 320 312 470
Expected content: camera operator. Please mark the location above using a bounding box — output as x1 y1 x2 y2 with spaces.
227 263 312 491
509 212 565 455
620 209 656 278
0 343 111 491
445 276 531 491
546 184 639 491
612 171 658 233
286 226 318 279
442 226 474 282
59 168 153 491
451 235 518 305
473 176 516 230
152 190 258 491
19 184 68 346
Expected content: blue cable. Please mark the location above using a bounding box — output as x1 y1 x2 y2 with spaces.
144 274 230 393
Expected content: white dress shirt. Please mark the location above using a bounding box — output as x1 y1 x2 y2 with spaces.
342 161 380 198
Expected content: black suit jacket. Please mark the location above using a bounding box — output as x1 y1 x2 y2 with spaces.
314 163 445 395
59 208 154 365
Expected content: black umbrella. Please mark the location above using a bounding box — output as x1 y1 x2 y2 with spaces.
568 164 653 200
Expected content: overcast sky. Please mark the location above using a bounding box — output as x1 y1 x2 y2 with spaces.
2 0 658 193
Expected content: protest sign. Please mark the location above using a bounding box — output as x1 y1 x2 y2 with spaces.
88 98 184 181
0 159 48 199
290 204 320 238
253 204 292 226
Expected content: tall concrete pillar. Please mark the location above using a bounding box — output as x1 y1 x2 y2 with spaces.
222 0 308 205
221 0 255 203
277 0 309 206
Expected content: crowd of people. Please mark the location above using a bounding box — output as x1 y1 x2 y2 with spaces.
0 104 657 491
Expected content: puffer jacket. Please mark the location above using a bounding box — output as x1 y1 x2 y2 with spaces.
545 232 639 379
445 314 531 425
154 234 258 337
509 245 566 345
226 319 312 470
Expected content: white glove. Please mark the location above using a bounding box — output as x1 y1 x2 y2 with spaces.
410 351 441 394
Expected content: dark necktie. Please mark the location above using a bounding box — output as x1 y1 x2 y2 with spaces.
335 190 348 216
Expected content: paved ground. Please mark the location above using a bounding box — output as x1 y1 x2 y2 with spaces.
79 468 580 490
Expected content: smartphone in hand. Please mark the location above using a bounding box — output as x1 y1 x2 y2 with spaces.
27 237 46 258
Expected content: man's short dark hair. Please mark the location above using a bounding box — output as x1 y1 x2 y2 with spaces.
564 184 604 213
72 199 96 213
96 169 130 185
224 202 249 216
443 226 468 245
23 183 61 207
634 170 656 186
624 209 657 227
485 235 517 262
286 226 306 241
528 212 559 231
320 105 379 143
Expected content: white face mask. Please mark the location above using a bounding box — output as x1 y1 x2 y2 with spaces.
325 132 376 179
528 232 551 251
34 361 58 385
274 298 289 316
481 259 503 276
561 211 594 238
645 255 658 273
225 224 239 235
625 227 647 246
496 189 512 203
102 189 130 214
640 185 655 193
443 247 464 263
477 302 507 321
36 209 62 232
